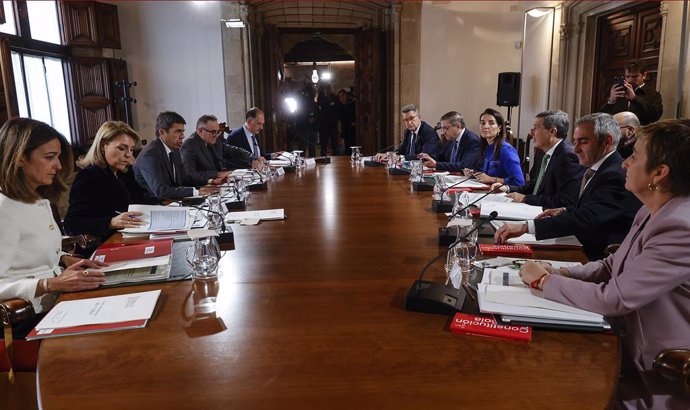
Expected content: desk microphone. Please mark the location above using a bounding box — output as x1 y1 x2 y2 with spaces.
163 197 234 245
292 132 331 163
447 183 506 220
447 211 498 249
277 152 297 172
433 122 442 131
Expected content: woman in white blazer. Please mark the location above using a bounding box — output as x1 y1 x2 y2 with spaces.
0 118 106 323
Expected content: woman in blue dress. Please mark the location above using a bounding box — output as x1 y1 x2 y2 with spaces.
463 108 525 186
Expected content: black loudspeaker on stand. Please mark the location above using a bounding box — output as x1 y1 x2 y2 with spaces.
497 72 521 107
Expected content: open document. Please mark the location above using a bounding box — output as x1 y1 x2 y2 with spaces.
226 209 286 222
478 267 610 329
121 204 193 233
480 201 543 220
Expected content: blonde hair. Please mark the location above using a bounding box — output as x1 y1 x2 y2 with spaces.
0 118 72 203
77 121 140 169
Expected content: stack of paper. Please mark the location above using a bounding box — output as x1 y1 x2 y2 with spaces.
226 208 286 222
91 239 173 286
490 221 583 248
443 175 490 190
477 265 610 330
480 201 543 220
121 204 193 234
26 290 161 340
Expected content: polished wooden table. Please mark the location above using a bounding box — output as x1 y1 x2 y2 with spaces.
38 158 619 409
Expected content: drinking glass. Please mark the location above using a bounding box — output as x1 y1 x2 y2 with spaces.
433 174 447 201
350 146 362 163
386 151 397 169
409 160 423 182
205 193 223 231
186 236 221 279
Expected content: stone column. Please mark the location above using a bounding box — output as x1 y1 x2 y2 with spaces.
221 2 252 127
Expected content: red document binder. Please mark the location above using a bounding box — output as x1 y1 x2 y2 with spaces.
92 239 173 263
450 313 532 342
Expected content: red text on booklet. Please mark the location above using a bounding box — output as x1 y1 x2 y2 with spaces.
479 243 533 257
450 313 532 342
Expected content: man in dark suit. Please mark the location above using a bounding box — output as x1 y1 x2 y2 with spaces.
181 114 259 183
375 104 442 162
613 111 640 159
493 110 584 208
495 113 641 260
226 107 283 168
600 61 663 125
419 111 479 172
134 111 217 202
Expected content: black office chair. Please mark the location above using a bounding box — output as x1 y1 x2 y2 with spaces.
653 349 690 393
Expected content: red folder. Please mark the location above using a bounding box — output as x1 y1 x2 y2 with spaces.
450 313 532 342
92 239 173 263
25 319 148 341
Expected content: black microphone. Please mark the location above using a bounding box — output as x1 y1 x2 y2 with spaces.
433 121 442 131
291 131 330 163
162 197 234 245
447 211 498 249
246 169 268 191
405 252 466 315
447 183 506 220
276 152 297 172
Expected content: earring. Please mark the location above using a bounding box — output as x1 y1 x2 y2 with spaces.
647 182 660 191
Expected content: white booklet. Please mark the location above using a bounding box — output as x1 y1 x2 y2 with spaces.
121 204 192 233
35 290 161 330
480 201 543 220
226 209 286 222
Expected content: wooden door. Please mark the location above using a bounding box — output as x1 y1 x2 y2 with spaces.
355 28 383 155
107 58 131 126
0 38 19 124
70 57 112 145
592 1 661 112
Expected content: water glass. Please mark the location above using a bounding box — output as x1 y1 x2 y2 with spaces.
432 174 447 201
205 193 223 230
350 146 362 163
186 236 221 279
409 160 423 182
386 151 397 169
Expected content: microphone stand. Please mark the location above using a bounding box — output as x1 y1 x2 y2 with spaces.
363 143 398 167
247 169 268 192
277 152 297 173
164 198 234 246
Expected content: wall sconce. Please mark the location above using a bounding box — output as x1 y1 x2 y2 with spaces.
221 18 245 28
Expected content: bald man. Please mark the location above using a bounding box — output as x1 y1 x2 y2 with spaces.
613 111 640 159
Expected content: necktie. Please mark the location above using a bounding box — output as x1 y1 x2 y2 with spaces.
408 132 416 156
251 135 261 157
579 168 596 196
169 152 177 185
450 139 460 163
532 154 550 193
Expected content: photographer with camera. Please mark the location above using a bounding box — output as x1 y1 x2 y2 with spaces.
600 61 662 125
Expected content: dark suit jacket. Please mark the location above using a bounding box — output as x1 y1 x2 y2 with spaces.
600 82 663 125
434 129 480 172
181 133 253 180
64 165 150 240
396 121 442 160
510 139 584 208
226 126 271 162
534 151 641 260
134 137 199 201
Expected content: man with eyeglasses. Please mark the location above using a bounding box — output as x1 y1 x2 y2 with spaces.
374 104 442 162
418 111 479 172
601 61 663 125
613 111 640 159
181 114 261 185
226 107 283 167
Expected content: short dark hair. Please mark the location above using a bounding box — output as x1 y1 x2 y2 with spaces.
246 107 264 121
624 61 647 74
440 111 465 128
637 118 690 196
196 115 218 129
155 111 186 135
536 110 569 139
0 118 73 203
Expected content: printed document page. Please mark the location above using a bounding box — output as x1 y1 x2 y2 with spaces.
35 290 161 329
122 205 192 233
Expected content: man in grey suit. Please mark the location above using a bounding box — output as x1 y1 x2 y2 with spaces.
493 110 584 208
181 114 260 184
134 111 217 202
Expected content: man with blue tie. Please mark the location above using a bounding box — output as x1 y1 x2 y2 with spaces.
375 104 442 162
419 111 480 172
225 107 283 168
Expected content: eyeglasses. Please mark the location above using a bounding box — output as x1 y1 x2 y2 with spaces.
441 125 459 131
202 128 221 136
402 115 419 123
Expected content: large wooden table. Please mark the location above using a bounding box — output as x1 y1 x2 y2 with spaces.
38 158 619 409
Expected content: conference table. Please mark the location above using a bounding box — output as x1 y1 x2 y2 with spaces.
38 158 620 409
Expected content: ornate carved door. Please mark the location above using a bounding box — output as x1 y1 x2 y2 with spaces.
592 1 661 112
